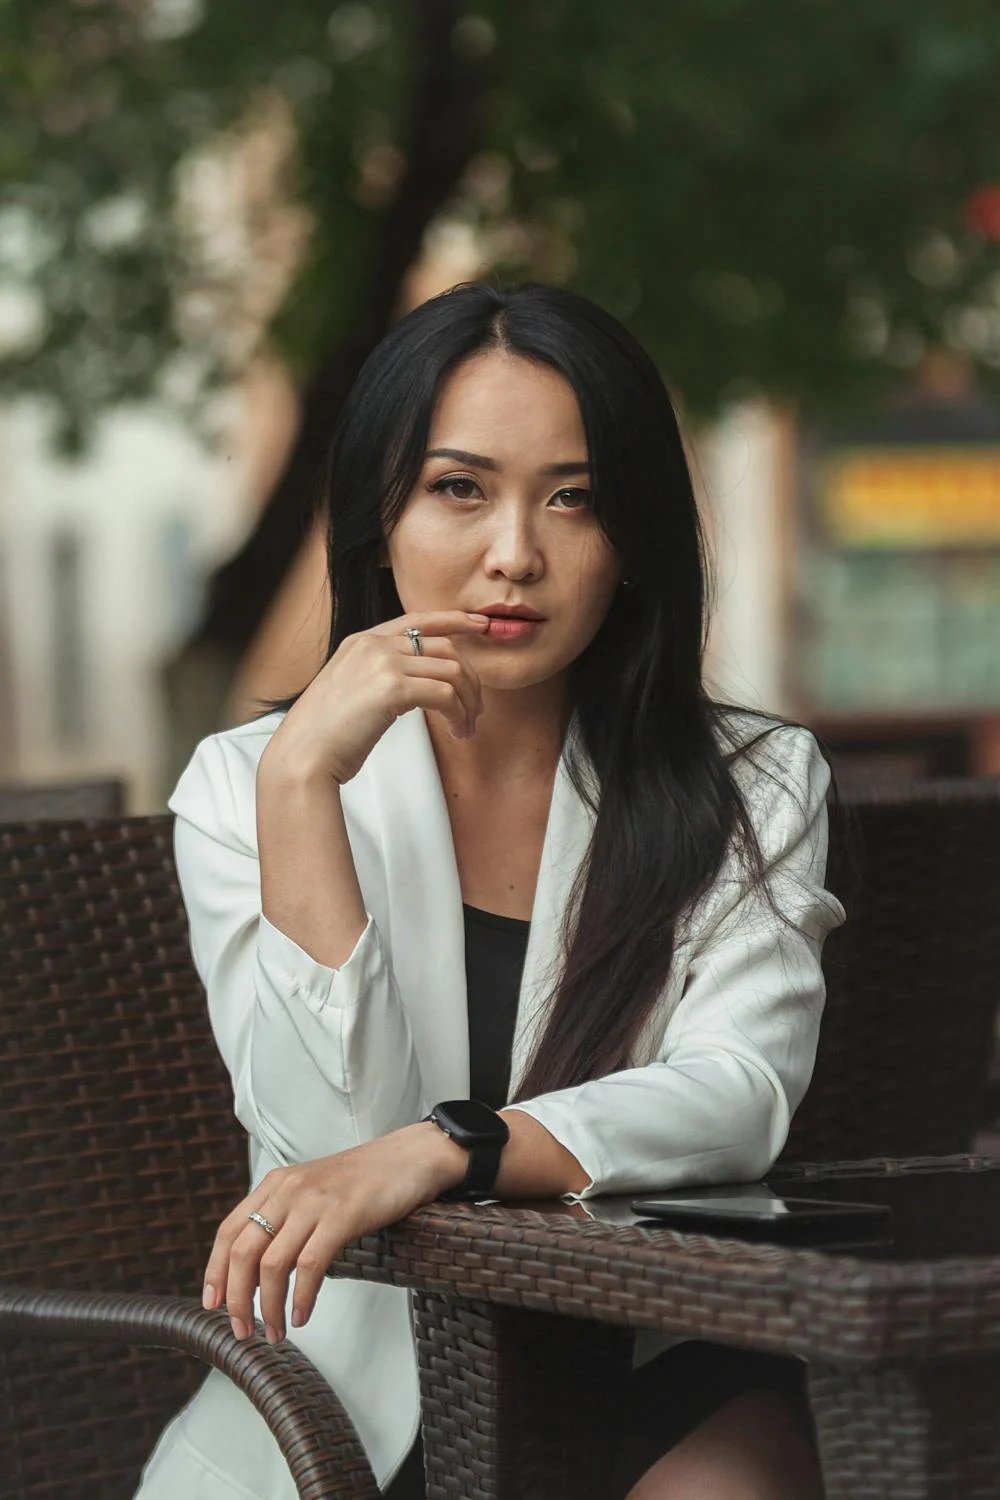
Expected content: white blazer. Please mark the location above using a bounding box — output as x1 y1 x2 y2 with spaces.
135 708 844 1499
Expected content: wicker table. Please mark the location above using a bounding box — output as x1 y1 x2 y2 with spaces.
330 1156 1000 1500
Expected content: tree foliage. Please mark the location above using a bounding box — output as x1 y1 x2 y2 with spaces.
3 0 1000 448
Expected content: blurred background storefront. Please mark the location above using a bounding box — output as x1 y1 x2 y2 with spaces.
1 0 999 810
795 351 1000 781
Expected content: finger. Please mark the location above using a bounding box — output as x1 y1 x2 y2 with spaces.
203 1199 266 1313
259 1216 314 1342
371 610 490 639
400 675 480 739
290 1226 346 1331
224 1218 282 1339
398 655 482 733
395 636 485 699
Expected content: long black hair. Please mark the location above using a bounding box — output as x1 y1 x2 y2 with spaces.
301 281 781 1097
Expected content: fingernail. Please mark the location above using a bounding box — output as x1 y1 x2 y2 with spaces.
291 1308 305 1328
230 1316 250 1340
202 1283 216 1310
264 1322 280 1345
467 613 490 622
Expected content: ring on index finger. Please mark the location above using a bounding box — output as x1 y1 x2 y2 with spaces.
247 1211 278 1238
404 626 424 657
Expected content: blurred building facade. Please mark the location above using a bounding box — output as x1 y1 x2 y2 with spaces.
792 352 1000 781
0 356 300 809
0 400 240 809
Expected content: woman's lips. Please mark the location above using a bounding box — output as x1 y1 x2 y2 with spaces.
484 616 542 640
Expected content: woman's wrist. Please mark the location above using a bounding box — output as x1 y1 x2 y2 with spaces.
400 1112 588 1203
407 1120 470 1198
258 729 342 794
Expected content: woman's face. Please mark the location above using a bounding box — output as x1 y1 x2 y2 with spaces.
386 351 621 693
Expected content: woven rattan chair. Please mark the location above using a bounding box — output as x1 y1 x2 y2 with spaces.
785 775 1000 1160
3 780 999 1498
0 816 378 1500
0 777 126 820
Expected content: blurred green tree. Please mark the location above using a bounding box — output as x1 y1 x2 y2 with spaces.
3 0 1000 732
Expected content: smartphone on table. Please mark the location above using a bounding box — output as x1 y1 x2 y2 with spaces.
630 1184 892 1241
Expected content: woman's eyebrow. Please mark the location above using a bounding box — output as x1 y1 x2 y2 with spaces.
544 460 592 477
425 447 591 477
425 447 499 469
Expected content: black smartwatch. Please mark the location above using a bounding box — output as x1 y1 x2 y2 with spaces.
425 1099 510 1200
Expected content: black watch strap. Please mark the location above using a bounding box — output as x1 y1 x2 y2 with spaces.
442 1137 506 1200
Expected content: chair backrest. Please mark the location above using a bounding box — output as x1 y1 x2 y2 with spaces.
1 815 247 1500
0 778 126 821
784 777 1000 1161
3 789 998 1493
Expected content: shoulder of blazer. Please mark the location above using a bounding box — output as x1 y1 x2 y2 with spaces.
167 708 406 857
168 711 285 856
713 714 825 814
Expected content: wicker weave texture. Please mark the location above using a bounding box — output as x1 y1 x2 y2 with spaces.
1 1289 379 1500
785 778 1000 1160
336 1157 1000 1366
1 816 374 1500
1 818 245 1293
414 1295 630 1500
345 1161 1000 1500
807 1358 1000 1499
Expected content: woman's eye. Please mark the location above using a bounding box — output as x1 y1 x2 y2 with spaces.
550 488 591 510
430 476 481 501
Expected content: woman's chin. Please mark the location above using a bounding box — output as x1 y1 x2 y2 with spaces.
477 662 568 695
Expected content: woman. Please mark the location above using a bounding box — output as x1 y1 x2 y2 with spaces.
136 282 844 1500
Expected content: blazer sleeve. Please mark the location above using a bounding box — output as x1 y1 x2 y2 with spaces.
507 726 845 1198
168 731 425 1166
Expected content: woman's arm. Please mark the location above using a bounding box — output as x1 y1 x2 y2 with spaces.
505 727 845 1196
256 735 369 972
171 727 425 1163
171 611 489 1164
495 1110 591 1195
207 1109 588 1344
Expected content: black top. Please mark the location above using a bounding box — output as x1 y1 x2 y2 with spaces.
463 903 530 1110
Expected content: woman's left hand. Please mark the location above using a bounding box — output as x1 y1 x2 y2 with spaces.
203 1122 467 1343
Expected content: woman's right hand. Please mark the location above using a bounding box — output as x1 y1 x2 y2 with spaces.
265 611 492 785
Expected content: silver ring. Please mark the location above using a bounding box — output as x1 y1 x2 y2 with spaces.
247 1210 277 1238
404 626 424 657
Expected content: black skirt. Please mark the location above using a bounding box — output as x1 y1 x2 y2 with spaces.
383 1339 811 1497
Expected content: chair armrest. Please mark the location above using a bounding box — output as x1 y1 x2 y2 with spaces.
0 1286 378 1500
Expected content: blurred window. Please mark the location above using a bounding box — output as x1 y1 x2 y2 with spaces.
795 405 1000 714
799 548 1000 713
50 530 87 748
0 548 16 769
161 513 203 641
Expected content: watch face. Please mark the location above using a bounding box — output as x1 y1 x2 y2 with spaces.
435 1098 508 1142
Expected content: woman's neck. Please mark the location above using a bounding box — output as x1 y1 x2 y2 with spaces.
425 678 568 792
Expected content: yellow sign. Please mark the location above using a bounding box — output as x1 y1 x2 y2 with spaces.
821 448 1000 548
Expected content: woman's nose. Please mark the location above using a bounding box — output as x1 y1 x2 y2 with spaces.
483 510 544 582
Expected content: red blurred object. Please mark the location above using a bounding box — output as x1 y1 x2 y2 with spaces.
965 185 1000 240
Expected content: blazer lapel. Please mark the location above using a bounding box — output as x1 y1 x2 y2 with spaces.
365 709 470 1105
365 710 597 1108
509 728 596 1097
